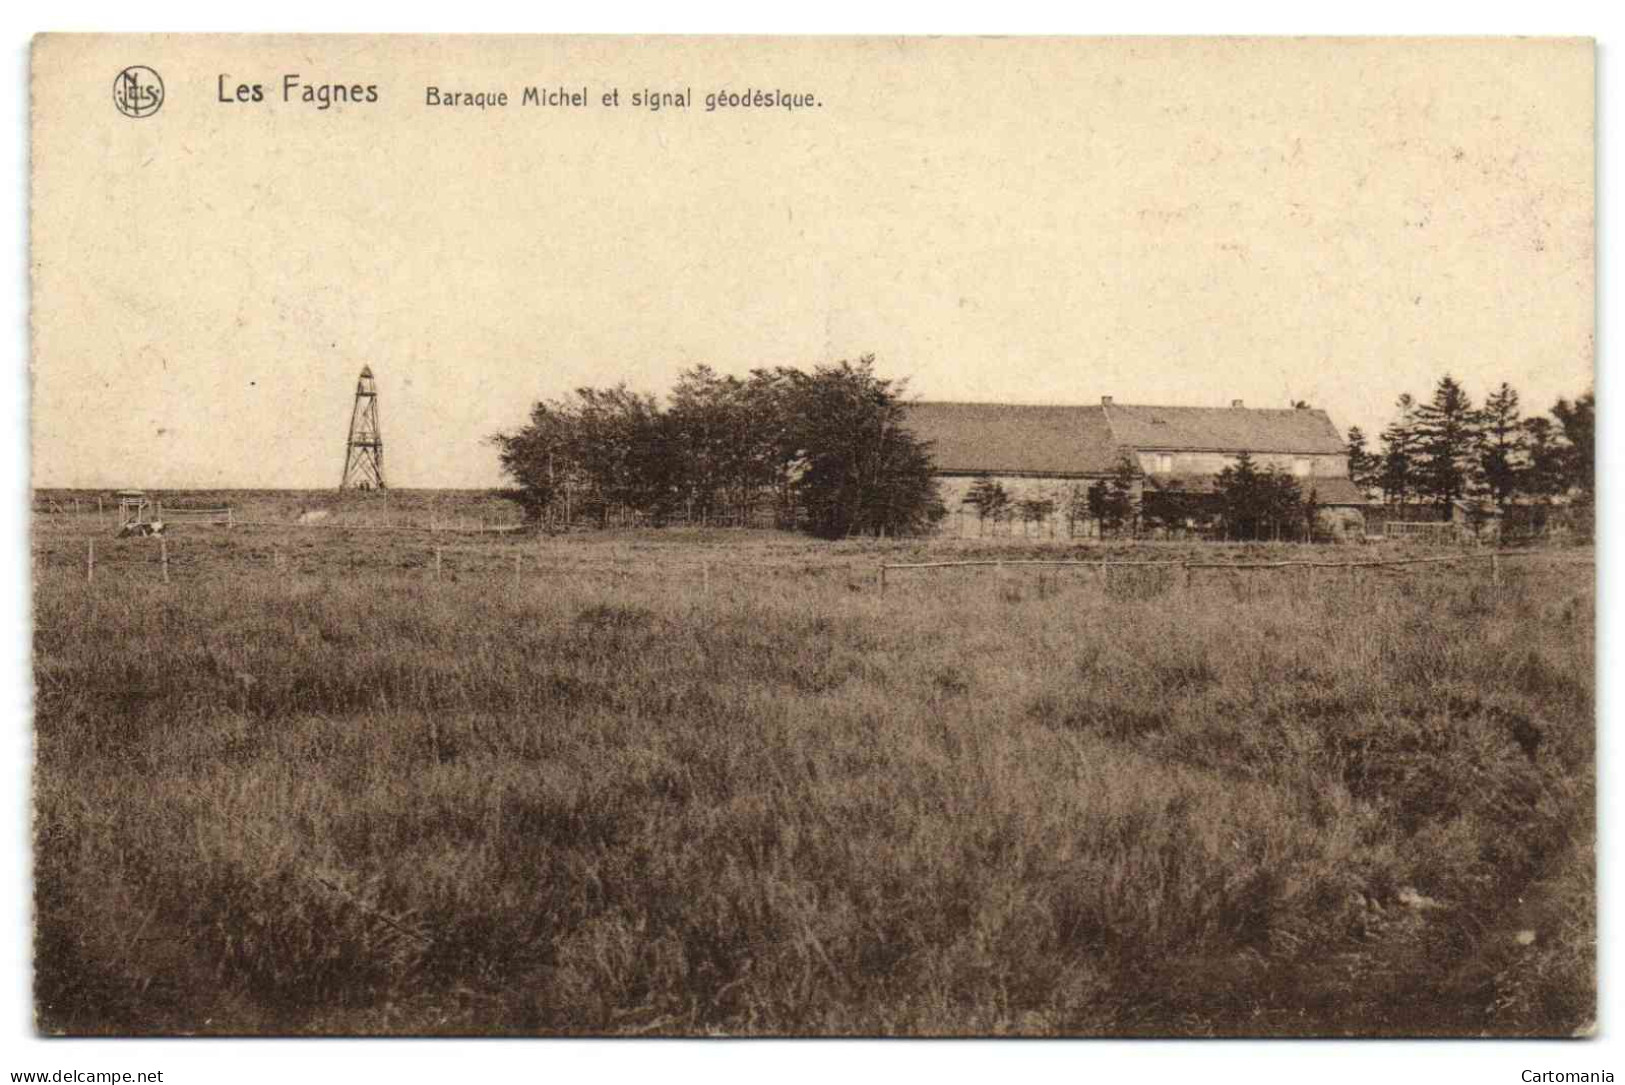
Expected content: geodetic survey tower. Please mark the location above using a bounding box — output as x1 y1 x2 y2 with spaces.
339 365 386 491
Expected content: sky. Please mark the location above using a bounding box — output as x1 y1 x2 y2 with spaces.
31 35 1594 489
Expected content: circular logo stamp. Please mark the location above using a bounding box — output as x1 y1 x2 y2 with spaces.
112 66 164 118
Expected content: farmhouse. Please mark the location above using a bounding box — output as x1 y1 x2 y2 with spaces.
907 396 1368 538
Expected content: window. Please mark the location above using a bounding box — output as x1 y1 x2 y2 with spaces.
1156 453 1173 474
1293 458 1312 477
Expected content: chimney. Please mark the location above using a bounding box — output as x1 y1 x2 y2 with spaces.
1230 399 1245 408
1101 395 1113 406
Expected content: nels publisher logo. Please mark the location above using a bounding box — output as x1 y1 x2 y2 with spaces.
113 66 164 118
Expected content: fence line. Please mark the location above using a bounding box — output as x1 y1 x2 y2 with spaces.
883 551 1576 574
878 549 1588 595
1183 555 1468 570
32 536 1590 592
883 559 1188 571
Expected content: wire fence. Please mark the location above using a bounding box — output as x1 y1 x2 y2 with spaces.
31 530 1592 604
877 549 1592 596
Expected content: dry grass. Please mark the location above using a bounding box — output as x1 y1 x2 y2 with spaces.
31 519 1594 1036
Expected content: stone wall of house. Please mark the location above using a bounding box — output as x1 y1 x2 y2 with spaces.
1132 450 1348 479
934 474 1100 538
932 470 1365 540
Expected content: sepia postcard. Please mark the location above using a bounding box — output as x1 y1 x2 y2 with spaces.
29 34 1595 1037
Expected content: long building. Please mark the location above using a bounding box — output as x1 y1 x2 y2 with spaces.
906 396 1368 537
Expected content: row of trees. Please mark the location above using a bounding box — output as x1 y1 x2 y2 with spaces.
1346 377 1593 516
490 357 944 538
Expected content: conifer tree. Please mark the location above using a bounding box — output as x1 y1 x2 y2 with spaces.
1411 376 1478 517
1345 426 1379 497
964 475 1010 524
1551 390 1595 501
1475 382 1526 512
1378 393 1419 506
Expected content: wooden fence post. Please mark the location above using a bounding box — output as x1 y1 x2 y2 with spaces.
86 538 94 583
160 538 169 584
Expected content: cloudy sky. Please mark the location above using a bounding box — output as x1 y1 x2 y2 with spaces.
32 35 1593 488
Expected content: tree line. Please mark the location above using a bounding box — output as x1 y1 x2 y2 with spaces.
490 356 943 538
1346 377 1593 522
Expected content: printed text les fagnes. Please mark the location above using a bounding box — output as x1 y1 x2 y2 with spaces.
218 74 379 110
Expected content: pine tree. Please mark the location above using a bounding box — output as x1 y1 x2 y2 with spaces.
1475 382 1526 512
1086 455 1140 537
1378 393 1419 506
964 475 1009 524
1551 390 1595 501
1520 415 1566 504
1216 451 1306 540
1107 453 1140 536
1216 451 1263 539
1345 426 1379 497
1411 376 1478 518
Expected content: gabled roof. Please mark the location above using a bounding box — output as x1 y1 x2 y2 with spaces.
1103 403 1345 455
904 399 1351 479
906 402 1119 476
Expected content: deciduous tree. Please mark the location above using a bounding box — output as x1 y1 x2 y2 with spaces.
779 356 943 538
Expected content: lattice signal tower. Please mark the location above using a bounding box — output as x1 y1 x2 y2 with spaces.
339 365 386 490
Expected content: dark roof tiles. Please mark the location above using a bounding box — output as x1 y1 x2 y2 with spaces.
906 402 1120 475
1104 403 1345 454
905 399 1350 477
